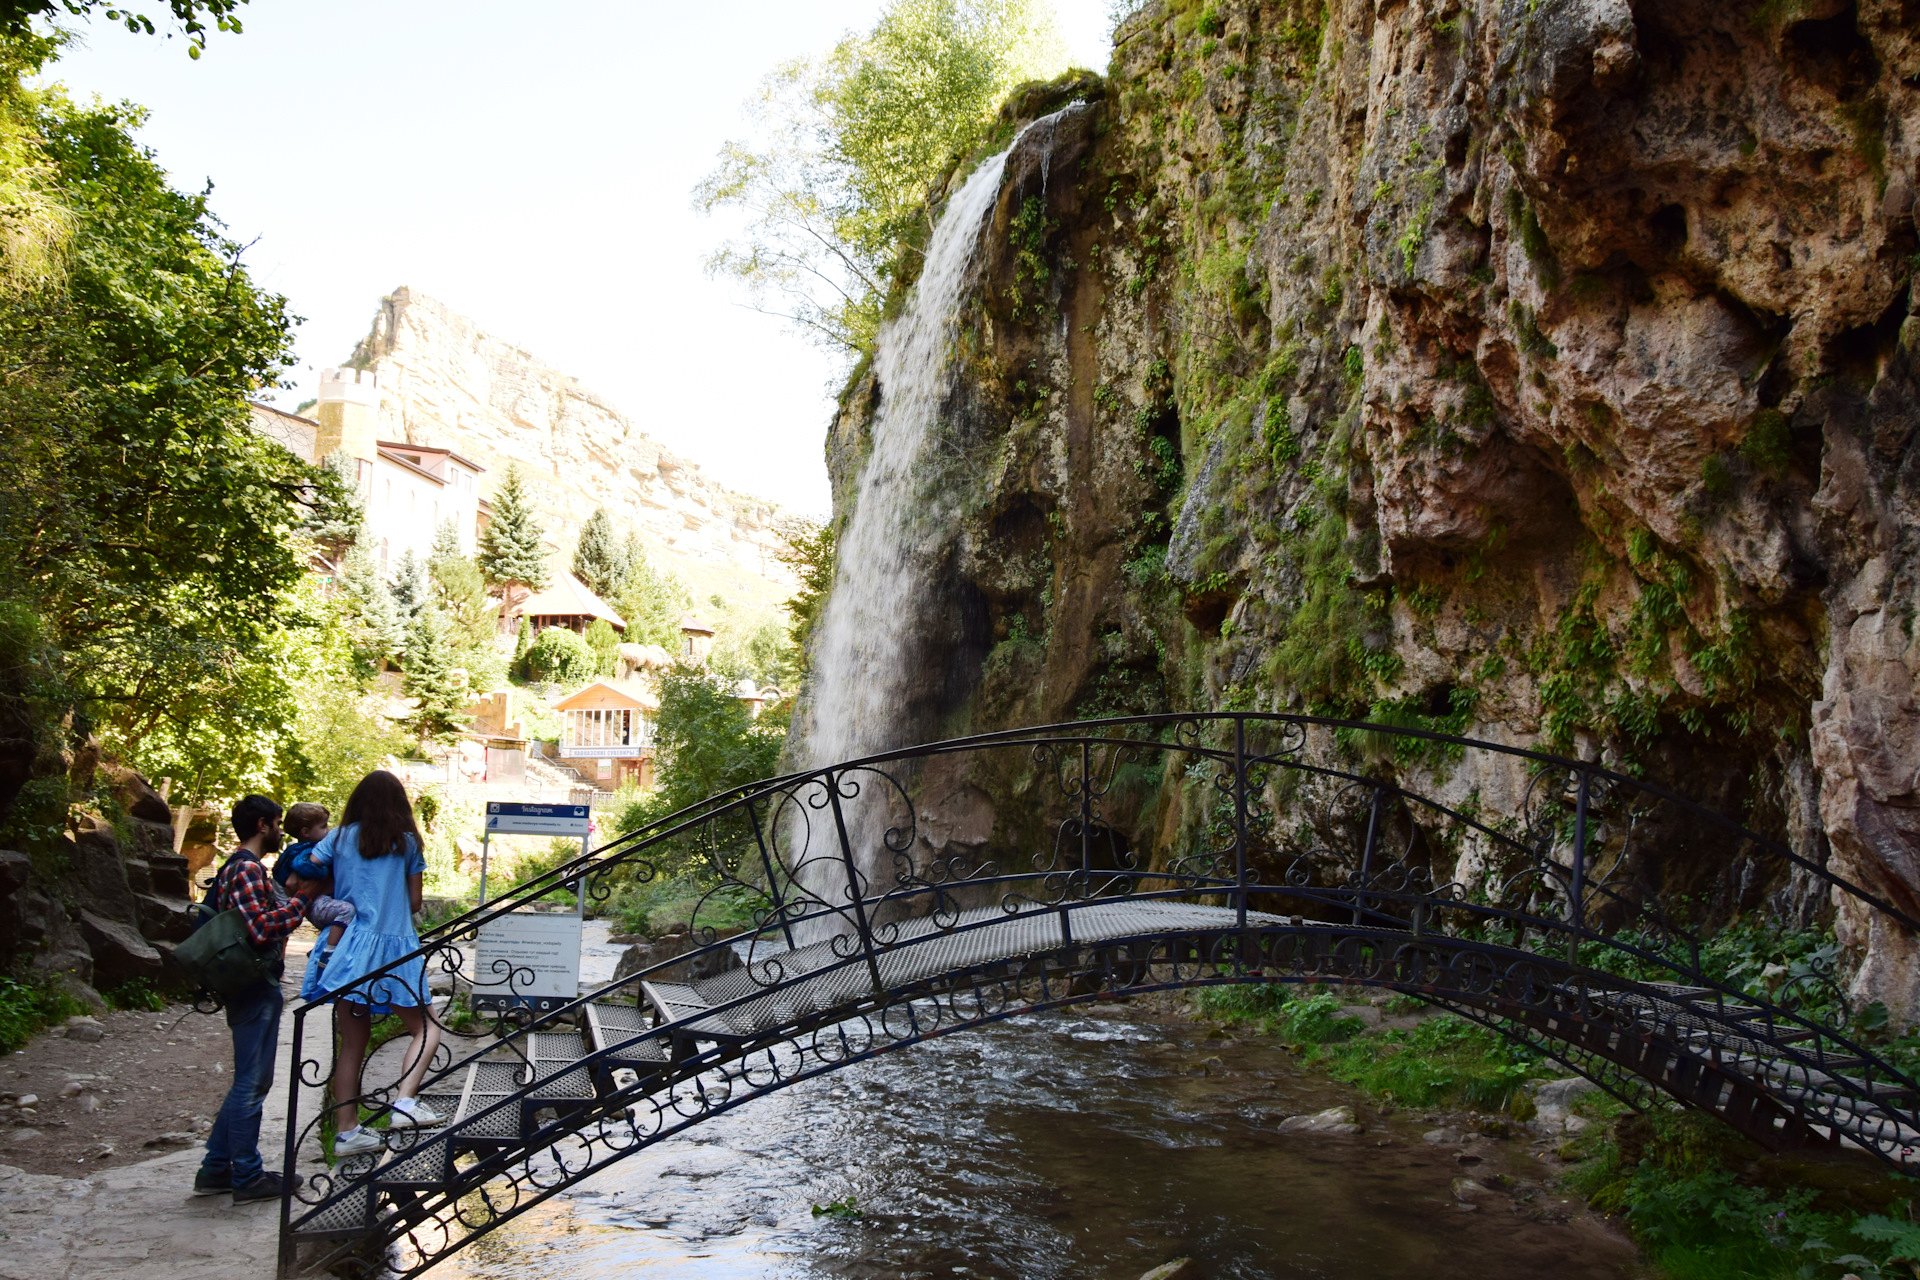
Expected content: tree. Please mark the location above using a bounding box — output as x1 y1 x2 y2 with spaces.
0 2 245 57
388 548 431 625
0 40 315 822
428 518 499 659
612 548 692 650
775 517 837 666
340 543 405 667
476 463 550 622
300 448 364 575
401 606 470 745
572 507 625 599
523 628 595 686
695 0 1065 356
512 615 533 676
583 617 621 678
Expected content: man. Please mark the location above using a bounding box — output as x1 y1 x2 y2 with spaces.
193 794 316 1202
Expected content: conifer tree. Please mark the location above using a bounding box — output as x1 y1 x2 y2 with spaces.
389 548 431 624
301 448 365 575
341 542 406 667
477 463 551 622
429 517 462 562
402 606 470 744
512 615 533 678
614 546 692 649
572 507 624 599
428 518 497 654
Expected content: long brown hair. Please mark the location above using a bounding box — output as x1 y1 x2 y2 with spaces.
340 770 422 860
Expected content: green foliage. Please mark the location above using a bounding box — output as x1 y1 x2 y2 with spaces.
522 627 596 686
102 977 165 1011
611 544 693 650
401 606 470 745
774 518 836 665
1195 984 1541 1110
512 615 532 670
1506 187 1560 288
583 617 621 678
427 523 502 685
340 542 405 668
571 507 626 599
301 449 365 574
1740 409 1793 473
476 464 550 614
388 548 431 626
812 1195 862 1219
0 973 80 1052
0 1 247 57
694 0 1067 356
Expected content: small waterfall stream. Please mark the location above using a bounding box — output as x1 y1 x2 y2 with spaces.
796 133 1025 774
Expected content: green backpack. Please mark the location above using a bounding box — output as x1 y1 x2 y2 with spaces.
174 855 281 998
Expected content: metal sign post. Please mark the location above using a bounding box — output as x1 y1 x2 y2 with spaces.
472 803 593 1013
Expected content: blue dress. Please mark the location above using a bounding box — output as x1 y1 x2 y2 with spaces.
303 824 429 1009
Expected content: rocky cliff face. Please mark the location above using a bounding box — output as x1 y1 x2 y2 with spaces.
817 1 1920 1009
348 288 794 606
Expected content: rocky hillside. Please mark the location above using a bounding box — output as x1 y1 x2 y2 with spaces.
817 2 1919 1008
346 288 795 608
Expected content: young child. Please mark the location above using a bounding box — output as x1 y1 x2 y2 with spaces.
277 803 357 990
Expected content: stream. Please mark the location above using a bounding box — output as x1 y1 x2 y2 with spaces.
436 989 1648 1280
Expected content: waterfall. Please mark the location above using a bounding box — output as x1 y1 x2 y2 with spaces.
797 131 1027 771
787 113 1075 922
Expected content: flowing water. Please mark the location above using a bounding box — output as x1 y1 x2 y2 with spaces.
438 1005 1647 1280
797 121 1046 775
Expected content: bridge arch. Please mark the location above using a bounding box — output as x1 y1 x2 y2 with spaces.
273 714 1920 1277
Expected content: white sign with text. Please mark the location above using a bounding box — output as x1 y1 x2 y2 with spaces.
471 912 582 1006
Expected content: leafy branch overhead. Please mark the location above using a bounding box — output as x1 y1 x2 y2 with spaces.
694 0 1066 358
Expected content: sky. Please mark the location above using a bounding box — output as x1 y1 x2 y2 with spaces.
38 1 1118 518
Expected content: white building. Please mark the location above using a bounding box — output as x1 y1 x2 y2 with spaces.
249 367 487 570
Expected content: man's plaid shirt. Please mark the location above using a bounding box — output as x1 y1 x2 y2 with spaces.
218 854 311 948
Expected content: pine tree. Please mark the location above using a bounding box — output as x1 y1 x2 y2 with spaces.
476 463 551 621
583 617 621 677
429 518 497 653
429 516 463 562
301 448 365 575
613 546 692 649
572 507 624 599
402 606 471 744
389 548 431 624
341 541 406 666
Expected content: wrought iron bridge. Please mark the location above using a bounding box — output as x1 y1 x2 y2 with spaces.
272 713 1920 1277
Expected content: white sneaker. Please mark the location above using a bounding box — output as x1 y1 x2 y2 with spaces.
333 1127 383 1157
387 1099 445 1129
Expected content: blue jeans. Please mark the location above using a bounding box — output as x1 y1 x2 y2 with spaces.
201 981 284 1184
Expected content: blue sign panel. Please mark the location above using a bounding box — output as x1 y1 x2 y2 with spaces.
485 802 591 837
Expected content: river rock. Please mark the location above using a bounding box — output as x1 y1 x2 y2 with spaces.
611 932 744 985
1276 1106 1361 1135
1422 1127 1463 1146
1451 1177 1497 1205
1530 1077 1600 1134
62 1016 103 1044
1139 1260 1201 1280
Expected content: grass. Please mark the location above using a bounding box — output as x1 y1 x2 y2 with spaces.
1192 983 1541 1110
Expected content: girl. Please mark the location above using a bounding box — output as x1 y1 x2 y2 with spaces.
304 770 445 1156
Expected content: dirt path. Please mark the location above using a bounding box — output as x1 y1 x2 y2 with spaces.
0 929 324 1280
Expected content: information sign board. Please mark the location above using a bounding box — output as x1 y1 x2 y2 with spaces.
470 912 583 1013
484 801 590 837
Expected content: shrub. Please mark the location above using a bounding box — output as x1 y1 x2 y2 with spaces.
523 627 596 684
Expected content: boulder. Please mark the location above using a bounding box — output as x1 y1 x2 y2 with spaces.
1530 1077 1600 1134
66 820 136 920
101 763 172 824
1276 1106 1362 1135
134 892 195 943
0 851 30 898
62 1016 103 1044
76 911 161 989
611 931 744 985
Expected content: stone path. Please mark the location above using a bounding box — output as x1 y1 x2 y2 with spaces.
0 936 320 1280
0 919 628 1279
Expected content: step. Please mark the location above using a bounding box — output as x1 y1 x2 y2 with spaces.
450 1059 537 1146
291 1179 370 1240
641 980 748 1044
583 1001 671 1086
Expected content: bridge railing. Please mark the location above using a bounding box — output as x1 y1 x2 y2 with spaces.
276 714 1920 1269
